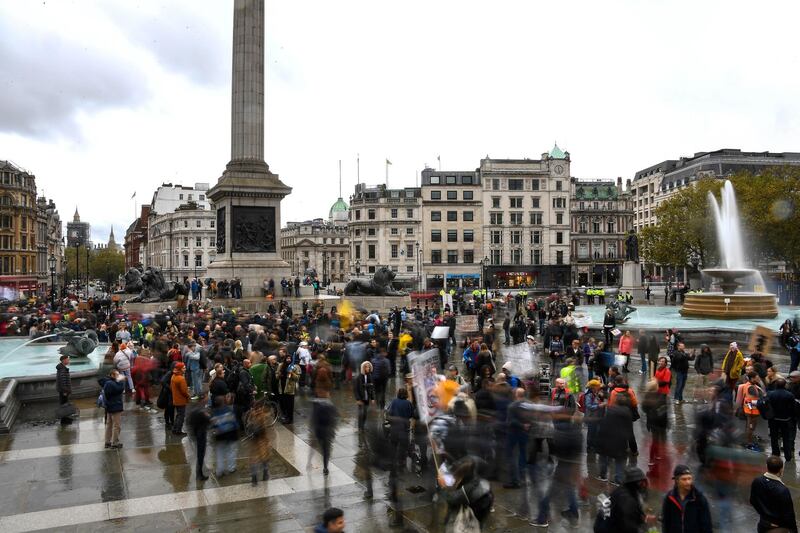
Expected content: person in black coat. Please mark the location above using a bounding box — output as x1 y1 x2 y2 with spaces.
750 456 798 533
99 370 126 448
55 355 72 425
606 467 654 533
597 404 633 484
766 378 797 461
187 398 211 481
661 464 713 533
353 361 375 430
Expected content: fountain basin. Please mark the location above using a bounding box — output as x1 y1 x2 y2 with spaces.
701 268 761 295
680 292 779 319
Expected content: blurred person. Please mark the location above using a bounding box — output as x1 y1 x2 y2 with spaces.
617 330 634 373
642 379 668 468
211 395 239 477
750 455 797 533
636 329 649 375
314 507 345 533
186 393 211 481
443 455 494 530
170 362 190 436
766 377 796 461
310 388 338 475
504 387 530 489
583 379 605 452
661 464 712 533
597 393 634 484
371 349 391 410
354 360 375 430
277 351 300 424
597 467 656 533
244 401 271 485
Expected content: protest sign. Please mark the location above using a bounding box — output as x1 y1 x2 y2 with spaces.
748 325 774 354
456 315 479 333
502 342 539 376
408 349 443 424
431 326 450 340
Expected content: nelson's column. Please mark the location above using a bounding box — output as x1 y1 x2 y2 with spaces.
205 0 291 296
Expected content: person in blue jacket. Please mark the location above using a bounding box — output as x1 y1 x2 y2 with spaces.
99 369 126 449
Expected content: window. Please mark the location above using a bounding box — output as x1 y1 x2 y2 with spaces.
509 179 523 190
511 249 522 265
196 237 202 247
368 265 376 273
0 215 11 229
355 229 361 236
188 194 193 201
407 265 414 272
406 244 414 257
510 230 522 245
490 230 503 245
355 244 361 259
556 232 564 244
431 230 442 242
447 250 458 264
446 191 457 200
578 242 589 259
532 196 541 209
195 255 202 267
184 220 188 228
406 208 413 218
553 197 566 208
510 197 523 208
391 208 398 218
183 237 189 247
532 249 542 265
492 179 500 190
556 213 563 224
368 244 376 259
592 220 601 233
431 191 441 200
579 219 587 233
463 191 473 200
446 175 456 185
531 230 542 244
210 237 216 247
406 227 413 235
556 250 564 264
430 175 440 185
183 254 189 267
368 228 376 236
492 197 500 208
200 194 205 201
431 211 441 221
211 220 215 228
608 243 617 258
391 244 398 258
179 194 184 200
490 212 503 225
431 250 442 263
531 179 539 191
463 250 474 263
530 212 543 225
491 249 502 264
555 181 563 191
391 228 399 235
463 211 473 221
447 211 457 221
21 256 27 274
355 210 361 220
447 229 457 242
510 212 523 225
607 220 615 233
21 235 27 250
463 230 474 242
368 209 376 220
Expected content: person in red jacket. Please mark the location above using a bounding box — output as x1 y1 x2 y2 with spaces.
170 362 190 436
654 356 672 395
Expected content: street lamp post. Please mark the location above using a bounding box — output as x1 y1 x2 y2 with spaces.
48 254 56 308
355 259 361 277
322 244 328 287
415 241 420 290
481 256 489 291
74 242 80 298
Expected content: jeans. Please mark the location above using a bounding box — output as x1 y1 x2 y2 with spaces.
537 460 578 524
195 431 207 476
506 432 528 484
215 439 238 476
599 454 624 484
122 369 134 392
357 402 369 430
190 368 203 397
674 371 688 401
174 405 186 433
791 350 800 373
639 354 648 373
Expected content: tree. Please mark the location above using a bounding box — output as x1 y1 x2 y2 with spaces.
63 246 125 290
639 178 722 268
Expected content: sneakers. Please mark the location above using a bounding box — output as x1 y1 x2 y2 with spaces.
531 520 549 528
111 443 123 449
190 396 199 401
561 510 579 528
104 442 112 449
595 475 608 482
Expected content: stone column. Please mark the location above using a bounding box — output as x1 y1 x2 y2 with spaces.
231 0 265 163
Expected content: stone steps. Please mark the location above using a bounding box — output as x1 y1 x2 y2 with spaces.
0 378 20 434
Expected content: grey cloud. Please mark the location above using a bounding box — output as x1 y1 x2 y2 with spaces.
99 2 229 86
0 21 149 139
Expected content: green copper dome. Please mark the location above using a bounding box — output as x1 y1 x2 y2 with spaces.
329 197 348 218
549 143 566 159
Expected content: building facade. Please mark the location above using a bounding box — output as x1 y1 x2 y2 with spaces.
420 168 483 290
147 203 216 283
348 184 421 286
280 218 349 284
570 178 633 286
35 196 64 297
124 205 150 270
479 145 572 289
0 161 40 297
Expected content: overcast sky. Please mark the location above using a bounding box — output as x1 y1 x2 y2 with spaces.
1 0 798 244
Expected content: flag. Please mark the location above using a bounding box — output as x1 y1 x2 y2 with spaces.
386 158 392 165
436 155 440 162
130 191 136 199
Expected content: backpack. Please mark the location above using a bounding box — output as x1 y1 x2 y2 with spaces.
97 390 106 409
212 407 238 435
757 393 774 420
577 391 587 414
593 493 613 533
614 389 641 421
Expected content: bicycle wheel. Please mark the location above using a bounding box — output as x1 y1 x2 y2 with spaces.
264 401 280 427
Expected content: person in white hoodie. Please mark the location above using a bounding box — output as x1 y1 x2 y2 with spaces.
113 342 135 393
296 341 312 388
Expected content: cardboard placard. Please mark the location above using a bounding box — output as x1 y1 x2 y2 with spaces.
502 342 539 376
456 315 479 332
748 325 774 354
408 349 443 424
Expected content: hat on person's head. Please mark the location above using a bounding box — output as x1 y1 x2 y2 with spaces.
673 464 692 479
730 341 738 349
300 341 308 347
623 466 647 484
502 362 512 371
447 364 457 372
120 343 127 350
587 379 602 389
526 335 535 341
404 372 414 379
174 362 185 371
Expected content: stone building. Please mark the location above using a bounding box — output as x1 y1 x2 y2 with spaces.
124 205 150 270
66 208 91 249
280 216 349 284
479 145 572 289
348 184 421 286
147 202 216 283
420 168 483 290
35 196 64 297
0 161 42 297
570 178 633 286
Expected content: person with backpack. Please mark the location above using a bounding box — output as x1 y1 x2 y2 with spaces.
608 375 640 456
278 351 301 424
444 455 493 530
170 362 190 436
594 467 655 533
671 342 693 404
596 396 634 485
582 379 605 452
235 359 256 428
694 344 714 393
211 395 239 477
244 401 271 485
99 369 126 449
661 464 713 533
750 456 798 533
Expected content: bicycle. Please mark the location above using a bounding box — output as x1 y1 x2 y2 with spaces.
254 397 281 427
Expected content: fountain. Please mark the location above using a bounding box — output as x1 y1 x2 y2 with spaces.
680 180 779 319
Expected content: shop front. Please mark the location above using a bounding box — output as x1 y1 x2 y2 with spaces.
486 265 571 290
425 272 481 290
0 276 39 300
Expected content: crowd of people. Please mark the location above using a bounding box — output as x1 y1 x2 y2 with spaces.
2 291 799 531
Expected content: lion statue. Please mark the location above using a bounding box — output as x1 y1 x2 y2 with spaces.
304 267 318 279
120 267 144 294
126 266 189 303
344 266 408 296
58 329 100 358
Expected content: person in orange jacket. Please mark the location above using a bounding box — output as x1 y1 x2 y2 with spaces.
170 362 190 436
617 330 635 373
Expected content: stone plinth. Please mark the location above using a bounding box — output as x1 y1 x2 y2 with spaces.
680 293 779 319
345 295 412 313
620 261 645 301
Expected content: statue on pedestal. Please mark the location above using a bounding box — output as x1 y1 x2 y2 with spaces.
344 266 408 296
625 231 639 263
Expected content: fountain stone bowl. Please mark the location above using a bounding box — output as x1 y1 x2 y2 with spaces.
680 268 778 319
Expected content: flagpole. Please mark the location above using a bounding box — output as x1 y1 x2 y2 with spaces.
385 159 388 187
357 154 360 185
338 160 342 197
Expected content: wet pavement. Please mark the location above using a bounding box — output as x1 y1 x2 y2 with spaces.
1 342 799 532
